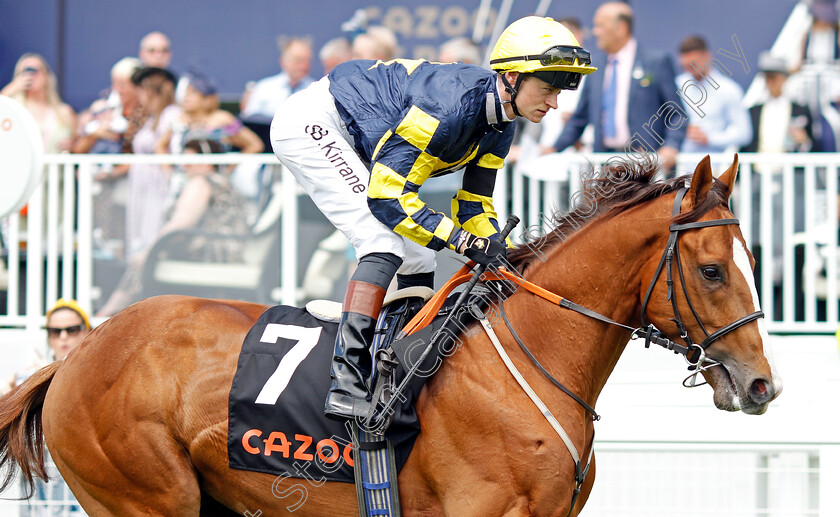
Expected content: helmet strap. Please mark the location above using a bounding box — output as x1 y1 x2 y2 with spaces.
500 73 525 118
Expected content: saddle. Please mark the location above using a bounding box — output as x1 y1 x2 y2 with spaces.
306 283 492 429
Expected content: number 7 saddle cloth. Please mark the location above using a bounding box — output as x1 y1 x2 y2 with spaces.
227 286 465 483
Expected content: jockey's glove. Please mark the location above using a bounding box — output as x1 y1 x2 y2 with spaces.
456 231 506 267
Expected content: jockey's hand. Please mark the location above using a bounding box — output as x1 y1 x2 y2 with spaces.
457 232 506 267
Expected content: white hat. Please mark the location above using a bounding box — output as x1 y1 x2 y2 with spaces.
758 52 789 75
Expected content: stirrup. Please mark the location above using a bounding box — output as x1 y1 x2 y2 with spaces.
324 392 374 421
351 421 402 517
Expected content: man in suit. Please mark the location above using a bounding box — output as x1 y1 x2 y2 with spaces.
741 52 813 153
550 2 685 169
741 53 813 321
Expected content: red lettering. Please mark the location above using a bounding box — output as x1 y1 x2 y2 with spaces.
242 429 262 455
316 439 340 463
294 434 314 461
343 443 354 467
245 428 355 469
264 431 291 457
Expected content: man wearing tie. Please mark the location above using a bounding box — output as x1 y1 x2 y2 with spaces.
550 2 685 169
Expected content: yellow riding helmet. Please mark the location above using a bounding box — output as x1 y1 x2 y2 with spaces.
490 16 597 76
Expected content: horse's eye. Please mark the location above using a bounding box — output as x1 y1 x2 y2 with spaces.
701 266 723 281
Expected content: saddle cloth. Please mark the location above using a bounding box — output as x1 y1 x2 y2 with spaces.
227 299 448 483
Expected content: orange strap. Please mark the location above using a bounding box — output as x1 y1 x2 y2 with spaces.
482 269 566 306
401 265 567 336
401 264 474 336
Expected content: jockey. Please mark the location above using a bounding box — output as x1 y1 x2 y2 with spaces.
270 16 596 421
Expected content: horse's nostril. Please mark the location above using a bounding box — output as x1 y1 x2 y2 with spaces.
750 378 774 404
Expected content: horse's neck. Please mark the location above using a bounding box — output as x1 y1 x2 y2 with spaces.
505 207 667 407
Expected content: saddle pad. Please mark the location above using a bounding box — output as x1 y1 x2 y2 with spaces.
227 304 427 483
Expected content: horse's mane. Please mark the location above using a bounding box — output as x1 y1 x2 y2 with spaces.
507 156 732 272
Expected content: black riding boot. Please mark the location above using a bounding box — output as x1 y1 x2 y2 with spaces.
324 279 386 420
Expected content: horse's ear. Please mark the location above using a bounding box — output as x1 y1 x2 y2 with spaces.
686 154 714 207
716 153 739 200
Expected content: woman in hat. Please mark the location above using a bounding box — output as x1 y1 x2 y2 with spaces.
4 300 90 513
4 299 91 392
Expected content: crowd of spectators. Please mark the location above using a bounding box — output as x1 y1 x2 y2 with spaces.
490 1 840 170
2 1 840 318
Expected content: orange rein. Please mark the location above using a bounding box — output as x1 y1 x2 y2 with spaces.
401 263 567 336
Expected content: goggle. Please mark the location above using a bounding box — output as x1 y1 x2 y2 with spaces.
491 45 592 67
46 324 84 337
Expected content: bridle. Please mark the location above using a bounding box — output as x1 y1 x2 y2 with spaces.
380 186 766 516
482 185 765 402
638 187 764 383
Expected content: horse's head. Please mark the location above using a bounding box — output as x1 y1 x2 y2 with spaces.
642 155 782 415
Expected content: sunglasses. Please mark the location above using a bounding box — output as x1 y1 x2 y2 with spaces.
491 45 591 67
46 324 84 337
143 47 171 53
22 66 41 74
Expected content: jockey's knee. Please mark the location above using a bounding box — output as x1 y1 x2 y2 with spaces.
352 252 403 289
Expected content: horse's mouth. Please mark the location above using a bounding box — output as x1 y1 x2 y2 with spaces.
705 363 740 412
706 362 772 415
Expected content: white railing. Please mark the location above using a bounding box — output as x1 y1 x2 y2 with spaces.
576 333 840 516
581 442 832 516
0 442 829 517
513 151 839 333
0 151 837 339
0 153 298 334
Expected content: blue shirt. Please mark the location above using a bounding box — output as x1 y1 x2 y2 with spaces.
676 70 752 153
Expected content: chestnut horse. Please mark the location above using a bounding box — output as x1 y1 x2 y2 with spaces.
0 155 781 516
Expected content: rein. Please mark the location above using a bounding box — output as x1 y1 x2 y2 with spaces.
465 187 766 516
399 187 765 416
475 313 593 517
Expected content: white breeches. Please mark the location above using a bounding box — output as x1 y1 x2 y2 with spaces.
270 77 435 275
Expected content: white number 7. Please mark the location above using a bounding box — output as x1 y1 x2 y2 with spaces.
255 324 323 405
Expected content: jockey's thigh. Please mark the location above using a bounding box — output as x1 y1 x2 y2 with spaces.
270 77 433 271
271 77 405 258
398 239 436 275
